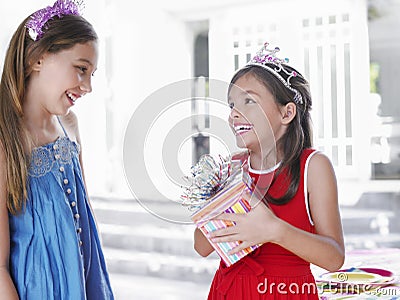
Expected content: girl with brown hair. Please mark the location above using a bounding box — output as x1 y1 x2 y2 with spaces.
0 1 114 299
195 42 345 299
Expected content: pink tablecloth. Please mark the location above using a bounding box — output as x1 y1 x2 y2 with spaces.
312 248 400 299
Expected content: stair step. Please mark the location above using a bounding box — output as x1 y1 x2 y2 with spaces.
110 273 210 300
104 247 219 283
92 197 193 226
99 223 198 256
340 208 400 234
354 191 400 210
344 233 400 249
340 208 395 219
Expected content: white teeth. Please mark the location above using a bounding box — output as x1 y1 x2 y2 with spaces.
66 92 77 102
234 124 253 133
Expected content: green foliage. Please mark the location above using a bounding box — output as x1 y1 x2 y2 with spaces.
370 62 380 93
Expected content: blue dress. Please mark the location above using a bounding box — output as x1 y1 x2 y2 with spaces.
8 120 114 300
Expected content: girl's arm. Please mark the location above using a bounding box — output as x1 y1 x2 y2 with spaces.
287 152 345 271
209 152 345 272
0 148 20 299
194 227 214 257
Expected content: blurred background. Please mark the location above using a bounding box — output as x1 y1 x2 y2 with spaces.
1 0 400 299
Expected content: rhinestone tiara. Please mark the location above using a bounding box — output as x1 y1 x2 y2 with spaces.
245 42 303 105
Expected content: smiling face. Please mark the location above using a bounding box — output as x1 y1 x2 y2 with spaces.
228 73 285 156
26 40 98 116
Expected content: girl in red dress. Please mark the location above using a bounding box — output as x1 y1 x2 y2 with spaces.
194 42 345 299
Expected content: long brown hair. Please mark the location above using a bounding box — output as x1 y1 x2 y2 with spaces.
0 14 97 214
231 64 313 205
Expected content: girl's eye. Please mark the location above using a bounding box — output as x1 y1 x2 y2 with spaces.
77 66 88 73
228 102 234 109
245 98 256 104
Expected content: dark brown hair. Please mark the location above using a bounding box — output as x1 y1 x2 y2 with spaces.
231 64 313 205
0 14 97 214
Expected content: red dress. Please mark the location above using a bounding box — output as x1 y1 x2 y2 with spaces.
207 149 320 299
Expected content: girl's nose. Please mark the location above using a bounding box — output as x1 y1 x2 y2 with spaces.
229 107 241 119
80 77 92 93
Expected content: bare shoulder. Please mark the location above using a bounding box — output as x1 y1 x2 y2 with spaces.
307 151 337 197
308 151 335 175
59 111 80 142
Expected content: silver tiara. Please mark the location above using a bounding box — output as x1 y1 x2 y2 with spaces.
245 42 303 105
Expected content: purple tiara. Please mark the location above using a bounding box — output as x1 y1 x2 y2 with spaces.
246 42 303 105
25 0 84 41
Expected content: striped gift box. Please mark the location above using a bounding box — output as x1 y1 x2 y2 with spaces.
191 170 261 267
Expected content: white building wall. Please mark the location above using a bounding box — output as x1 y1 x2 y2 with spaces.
0 1 194 199
91 1 193 198
0 0 372 200
208 0 371 180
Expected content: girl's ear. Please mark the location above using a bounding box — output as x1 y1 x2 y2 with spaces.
281 102 297 125
31 56 44 72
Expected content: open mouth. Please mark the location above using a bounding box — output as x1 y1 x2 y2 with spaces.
66 92 78 104
233 123 254 135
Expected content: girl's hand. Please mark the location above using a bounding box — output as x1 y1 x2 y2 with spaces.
208 200 282 254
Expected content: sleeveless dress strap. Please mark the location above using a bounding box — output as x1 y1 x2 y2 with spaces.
303 148 319 226
56 116 69 138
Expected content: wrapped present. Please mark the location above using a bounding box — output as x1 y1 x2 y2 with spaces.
181 154 261 267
